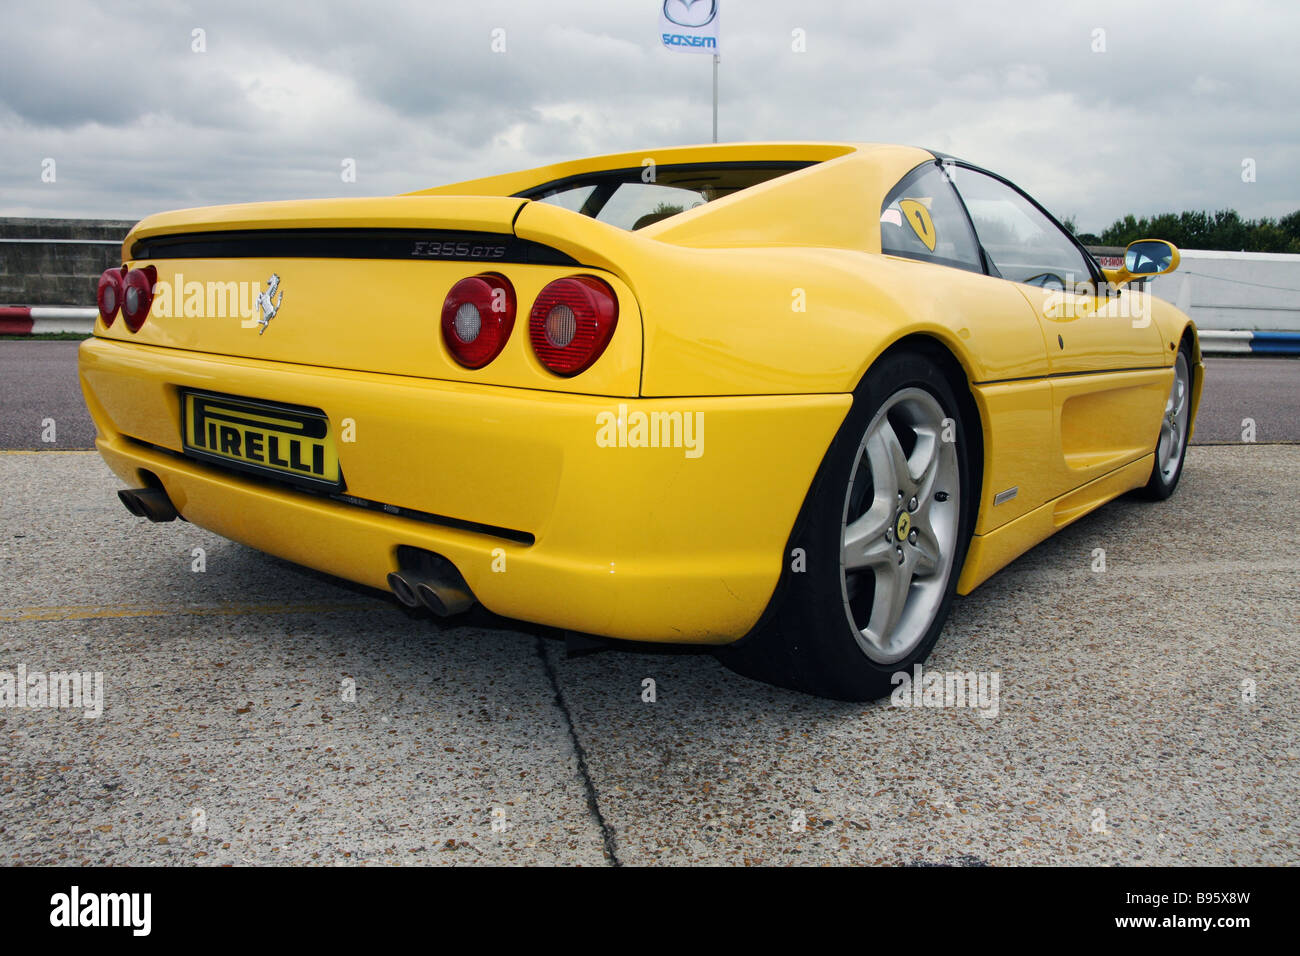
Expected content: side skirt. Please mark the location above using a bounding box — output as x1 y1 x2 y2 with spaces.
956 454 1154 594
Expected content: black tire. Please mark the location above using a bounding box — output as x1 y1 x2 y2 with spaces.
720 348 974 701
1134 337 1194 501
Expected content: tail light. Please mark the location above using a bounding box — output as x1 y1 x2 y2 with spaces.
528 276 618 376
96 267 125 326
441 274 516 368
121 266 157 332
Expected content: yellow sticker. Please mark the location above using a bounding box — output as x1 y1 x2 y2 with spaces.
898 199 937 252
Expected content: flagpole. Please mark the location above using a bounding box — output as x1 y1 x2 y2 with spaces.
712 54 719 142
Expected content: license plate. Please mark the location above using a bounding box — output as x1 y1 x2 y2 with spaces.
180 390 343 491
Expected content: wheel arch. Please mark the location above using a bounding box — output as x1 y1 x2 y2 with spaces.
724 335 984 693
869 333 986 544
732 331 987 651
1181 322 1205 440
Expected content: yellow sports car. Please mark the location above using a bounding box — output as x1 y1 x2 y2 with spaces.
79 142 1201 700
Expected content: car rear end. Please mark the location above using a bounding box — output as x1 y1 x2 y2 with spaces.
79 190 846 643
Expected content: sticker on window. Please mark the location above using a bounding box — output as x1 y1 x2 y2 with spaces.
898 199 937 252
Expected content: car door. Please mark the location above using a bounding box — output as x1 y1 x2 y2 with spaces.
879 161 1058 533
950 166 1170 495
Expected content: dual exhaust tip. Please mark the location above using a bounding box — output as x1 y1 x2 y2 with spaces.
117 486 178 522
388 546 476 618
387 571 475 617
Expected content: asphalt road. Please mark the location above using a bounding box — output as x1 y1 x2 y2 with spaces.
0 341 1295 450
1 341 1297 865
0 342 101 451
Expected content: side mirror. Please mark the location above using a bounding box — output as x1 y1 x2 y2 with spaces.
1124 239 1180 276
1103 239 1181 287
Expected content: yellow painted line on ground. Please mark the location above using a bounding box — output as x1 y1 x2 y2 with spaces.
2 601 380 623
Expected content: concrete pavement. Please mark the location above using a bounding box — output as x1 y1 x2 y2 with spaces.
1 447 1295 864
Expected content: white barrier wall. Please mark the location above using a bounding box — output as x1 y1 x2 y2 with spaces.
1145 250 1300 332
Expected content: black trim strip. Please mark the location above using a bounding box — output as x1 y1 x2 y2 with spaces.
329 493 535 546
130 228 578 265
973 364 1169 387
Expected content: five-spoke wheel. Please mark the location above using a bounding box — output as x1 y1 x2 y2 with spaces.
1139 338 1194 500
840 388 961 664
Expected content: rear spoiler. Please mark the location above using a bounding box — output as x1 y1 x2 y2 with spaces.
123 196 535 262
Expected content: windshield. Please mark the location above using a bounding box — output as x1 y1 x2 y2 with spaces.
515 162 813 231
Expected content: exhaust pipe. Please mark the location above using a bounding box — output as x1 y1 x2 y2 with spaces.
117 487 178 523
386 571 422 609
413 580 475 617
389 546 477 617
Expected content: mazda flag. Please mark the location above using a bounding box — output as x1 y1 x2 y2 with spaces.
660 0 720 55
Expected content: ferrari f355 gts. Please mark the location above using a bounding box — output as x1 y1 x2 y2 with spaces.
80 142 1201 700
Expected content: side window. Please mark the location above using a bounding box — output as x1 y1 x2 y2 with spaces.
953 169 1093 290
880 164 982 273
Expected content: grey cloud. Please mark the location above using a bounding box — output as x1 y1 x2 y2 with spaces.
0 0 1295 231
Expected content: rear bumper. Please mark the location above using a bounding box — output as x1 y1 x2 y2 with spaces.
79 336 850 643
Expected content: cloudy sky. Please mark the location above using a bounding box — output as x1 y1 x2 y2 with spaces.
2 0 1296 232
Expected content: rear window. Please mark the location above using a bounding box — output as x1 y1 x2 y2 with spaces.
516 162 813 231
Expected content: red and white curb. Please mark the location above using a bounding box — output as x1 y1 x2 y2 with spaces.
0 307 98 335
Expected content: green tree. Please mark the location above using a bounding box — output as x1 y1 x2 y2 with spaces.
1093 208 1300 252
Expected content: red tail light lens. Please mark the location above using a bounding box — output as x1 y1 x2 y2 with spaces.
96 267 125 325
441 274 516 368
121 266 157 332
528 276 618 376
